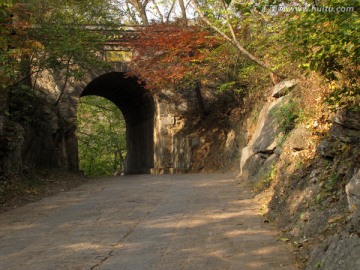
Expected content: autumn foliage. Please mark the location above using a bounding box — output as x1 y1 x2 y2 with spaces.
128 22 219 90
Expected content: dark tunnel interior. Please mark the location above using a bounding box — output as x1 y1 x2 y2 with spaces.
81 72 154 174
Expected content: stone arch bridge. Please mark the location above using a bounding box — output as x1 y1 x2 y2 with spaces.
36 27 202 175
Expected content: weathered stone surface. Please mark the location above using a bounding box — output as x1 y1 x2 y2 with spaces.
251 100 281 153
333 111 360 130
284 125 312 151
271 79 299 98
317 139 336 159
172 132 191 171
25 66 202 174
241 152 265 180
240 146 253 176
346 169 360 212
330 123 360 143
239 97 289 179
224 129 237 160
254 153 279 183
305 234 360 270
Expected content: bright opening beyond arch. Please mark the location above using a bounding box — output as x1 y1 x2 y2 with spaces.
80 72 155 174
77 96 126 176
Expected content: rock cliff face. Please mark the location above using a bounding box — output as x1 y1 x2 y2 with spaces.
238 79 360 269
239 79 299 183
304 114 360 270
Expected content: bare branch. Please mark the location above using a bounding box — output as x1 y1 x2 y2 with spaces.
190 0 286 78
166 0 176 23
151 0 164 22
178 0 187 20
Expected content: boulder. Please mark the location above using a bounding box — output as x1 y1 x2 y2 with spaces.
317 139 336 160
306 234 360 270
333 111 360 130
252 97 285 153
271 79 299 98
330 123 360 143
346 169 360 213
284 125 312 151
240 146 261 177
239 96 289 179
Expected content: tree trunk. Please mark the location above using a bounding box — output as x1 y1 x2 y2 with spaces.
152 0 164 22
178 0 187 20
128 0 150 25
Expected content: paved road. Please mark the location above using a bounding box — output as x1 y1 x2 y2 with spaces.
0 174 296 270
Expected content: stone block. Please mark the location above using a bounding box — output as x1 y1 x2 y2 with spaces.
162 115 175 125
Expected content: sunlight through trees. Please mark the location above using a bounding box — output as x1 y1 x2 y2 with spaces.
77 96 126 177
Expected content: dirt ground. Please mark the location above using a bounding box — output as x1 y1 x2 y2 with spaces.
0 173 297 269
0 170 89 214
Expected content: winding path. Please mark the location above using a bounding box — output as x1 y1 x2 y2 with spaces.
0 174 296 270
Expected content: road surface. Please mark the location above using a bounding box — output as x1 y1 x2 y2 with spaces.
0 174 296 270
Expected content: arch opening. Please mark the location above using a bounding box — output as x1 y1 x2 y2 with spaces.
80 72 154 174
77 96 126 176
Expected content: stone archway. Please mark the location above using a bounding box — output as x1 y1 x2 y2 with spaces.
80 72 154 174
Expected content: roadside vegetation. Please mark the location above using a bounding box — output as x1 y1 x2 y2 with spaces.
77 96 126 177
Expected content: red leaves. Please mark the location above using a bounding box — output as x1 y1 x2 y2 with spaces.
127 22 219 90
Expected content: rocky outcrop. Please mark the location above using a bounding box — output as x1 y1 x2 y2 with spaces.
306 234 360 270
346 169 360 234
284 125 312 152
271 79 299 98
346 169 360 213
0 68 75 175
239 79 299 182
239 99 281 179
239 78 360 269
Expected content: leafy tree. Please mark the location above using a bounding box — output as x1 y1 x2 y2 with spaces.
77 96 126 177
1 1 116 101
190 0 286 79
189 0 358 110
283 0 359 110
129 23 218 86
0 0 121 174
128 22 220 116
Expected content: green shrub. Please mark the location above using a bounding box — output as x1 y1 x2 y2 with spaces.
273 99 302 135
254 163 277 193
77 96 126 177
